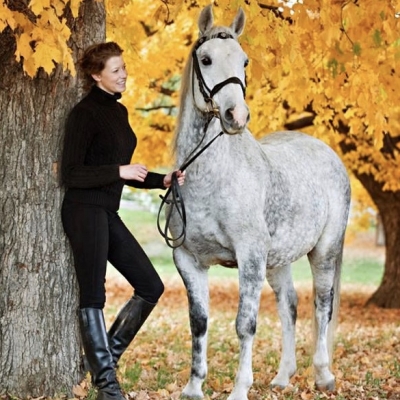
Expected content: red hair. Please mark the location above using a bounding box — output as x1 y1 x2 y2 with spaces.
78 42 124 90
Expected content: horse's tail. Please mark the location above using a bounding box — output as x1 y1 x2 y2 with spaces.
311 241 343 365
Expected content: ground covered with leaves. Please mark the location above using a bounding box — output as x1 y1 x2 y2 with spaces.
72 271 400 400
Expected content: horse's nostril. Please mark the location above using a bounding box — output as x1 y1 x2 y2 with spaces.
225 108 234 121
247 112 250 123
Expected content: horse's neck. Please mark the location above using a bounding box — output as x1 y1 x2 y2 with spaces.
174 94 270 184
175 99 223 168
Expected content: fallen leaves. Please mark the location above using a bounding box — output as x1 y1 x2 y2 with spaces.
72 384 87 398
64 276 400 400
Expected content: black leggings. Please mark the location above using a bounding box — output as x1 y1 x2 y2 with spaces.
61 199 164 309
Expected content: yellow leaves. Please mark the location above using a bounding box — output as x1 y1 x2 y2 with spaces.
249 58 264 82
0 1 15 32
3 0 82 77
318 24 341 49
69 0 82 18
153 0 184 24
14 13 75 76
30 0 81 18
29 0 51 15
52 0 68 17
104 0 400 193
15 32 33 62
32 42 59 74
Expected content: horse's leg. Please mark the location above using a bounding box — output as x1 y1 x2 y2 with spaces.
308 244 342 391
173 247 209 399
228 253 266 400
266 264 298 388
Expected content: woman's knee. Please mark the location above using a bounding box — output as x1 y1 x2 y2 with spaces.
137 277 164 304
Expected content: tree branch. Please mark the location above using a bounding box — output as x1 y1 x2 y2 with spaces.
135 105 176 112
257 1 292 22
284 115 315 131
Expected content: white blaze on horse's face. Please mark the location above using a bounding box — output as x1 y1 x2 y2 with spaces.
194 39 250 135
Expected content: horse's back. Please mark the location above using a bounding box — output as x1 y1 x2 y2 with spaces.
259 131 349 191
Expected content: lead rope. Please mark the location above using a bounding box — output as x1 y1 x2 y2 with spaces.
157 127 224 249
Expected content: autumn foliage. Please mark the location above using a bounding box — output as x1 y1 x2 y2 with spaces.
110 0 400 195
2 0 399 190
0 0 80 76
2 0 400 307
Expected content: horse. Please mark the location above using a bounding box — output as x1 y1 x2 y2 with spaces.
166 5 351 400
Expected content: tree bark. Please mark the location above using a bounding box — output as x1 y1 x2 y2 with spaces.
0 1 105 396
355 173 400 308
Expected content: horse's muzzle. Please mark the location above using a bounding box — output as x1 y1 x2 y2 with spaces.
221 104 250 135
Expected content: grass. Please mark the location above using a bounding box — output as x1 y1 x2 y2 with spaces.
116 205 384 286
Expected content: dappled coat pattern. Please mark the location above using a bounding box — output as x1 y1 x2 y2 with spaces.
167 6 351 400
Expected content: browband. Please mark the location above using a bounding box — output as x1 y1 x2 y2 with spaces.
194 31 235 50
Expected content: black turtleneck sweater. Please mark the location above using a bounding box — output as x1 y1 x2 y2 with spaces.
61 86 166 211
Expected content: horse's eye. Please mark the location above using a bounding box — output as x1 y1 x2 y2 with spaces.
244 59 249 68
201 57 212 66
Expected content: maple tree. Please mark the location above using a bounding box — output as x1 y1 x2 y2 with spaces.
0 0 105 397
106 0 400 308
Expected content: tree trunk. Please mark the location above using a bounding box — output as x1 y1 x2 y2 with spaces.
0 1 105 396
355 172 400 308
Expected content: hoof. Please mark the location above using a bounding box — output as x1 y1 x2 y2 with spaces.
270 371 294 390
316 379 335 391
227 390 249 400
180 390 204 399
180 378 204 399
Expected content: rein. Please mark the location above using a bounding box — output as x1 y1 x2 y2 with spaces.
157 127 224 248
157 31 246 248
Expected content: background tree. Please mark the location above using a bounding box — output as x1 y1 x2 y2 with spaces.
110 0 400 308
0 0 106 396
248 0 400 309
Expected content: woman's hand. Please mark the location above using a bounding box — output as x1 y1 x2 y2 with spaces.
119 164 148 181
163 170 186 188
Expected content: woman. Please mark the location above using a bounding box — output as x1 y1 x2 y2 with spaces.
61 42 184 400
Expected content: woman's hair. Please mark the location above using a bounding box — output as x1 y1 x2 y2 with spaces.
78 42 124 91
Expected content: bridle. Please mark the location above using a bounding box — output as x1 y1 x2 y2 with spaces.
157 31 247 248
191 31 247 113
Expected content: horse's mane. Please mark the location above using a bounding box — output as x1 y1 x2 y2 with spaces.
172 25 240 156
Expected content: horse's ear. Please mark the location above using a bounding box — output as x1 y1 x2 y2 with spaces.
198 5 214 36
230 7 245 37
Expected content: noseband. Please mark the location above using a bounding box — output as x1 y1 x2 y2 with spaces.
157 32 247 248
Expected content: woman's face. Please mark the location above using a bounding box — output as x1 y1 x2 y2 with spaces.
92 55 127 94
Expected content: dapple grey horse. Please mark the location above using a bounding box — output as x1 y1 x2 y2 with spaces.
166 5 350 400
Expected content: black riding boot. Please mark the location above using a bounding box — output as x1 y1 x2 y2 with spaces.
79 308 125 400
108 295 156 367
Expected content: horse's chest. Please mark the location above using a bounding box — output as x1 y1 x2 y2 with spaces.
188 213 232 248
180 203 239 265
169 168 266 266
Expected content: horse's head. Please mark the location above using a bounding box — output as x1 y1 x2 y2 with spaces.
191 5 250 135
